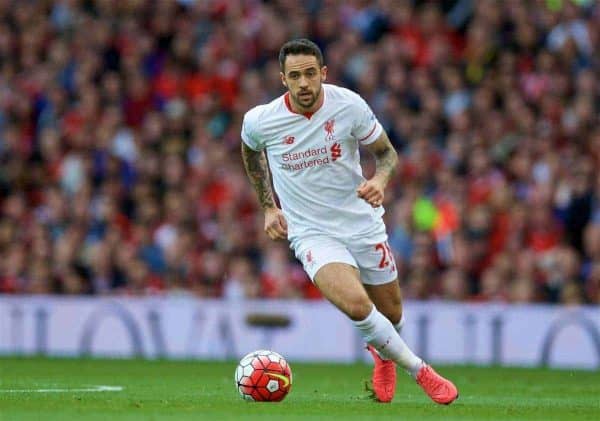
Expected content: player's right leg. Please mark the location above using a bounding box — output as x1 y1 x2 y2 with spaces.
312 263 427 397
364 280 402 402
295 237 457 405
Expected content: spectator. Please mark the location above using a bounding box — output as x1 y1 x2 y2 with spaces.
0 0 599 304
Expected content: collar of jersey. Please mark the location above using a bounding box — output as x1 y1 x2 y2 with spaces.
284 88 325 120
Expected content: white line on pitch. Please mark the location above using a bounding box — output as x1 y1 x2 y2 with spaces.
0 385 124 393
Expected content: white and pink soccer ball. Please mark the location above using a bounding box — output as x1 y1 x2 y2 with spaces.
234 350 293 402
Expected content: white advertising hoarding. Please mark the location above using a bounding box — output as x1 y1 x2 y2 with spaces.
0 296 599 369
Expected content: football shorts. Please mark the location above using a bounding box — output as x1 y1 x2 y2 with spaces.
293 233 398 285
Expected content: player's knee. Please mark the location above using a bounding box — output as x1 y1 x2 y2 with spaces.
345 298 374 321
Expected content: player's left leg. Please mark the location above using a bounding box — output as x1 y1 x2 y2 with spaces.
364 279 403 331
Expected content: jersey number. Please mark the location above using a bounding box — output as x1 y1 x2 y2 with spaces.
375 242 395 271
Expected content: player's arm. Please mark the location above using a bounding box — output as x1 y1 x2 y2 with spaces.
241 142 277 210
241 143 288 240
357 131 398 208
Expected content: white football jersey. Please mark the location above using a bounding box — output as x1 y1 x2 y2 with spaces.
241 83 386 245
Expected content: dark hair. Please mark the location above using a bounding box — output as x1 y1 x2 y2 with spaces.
278 38 324 71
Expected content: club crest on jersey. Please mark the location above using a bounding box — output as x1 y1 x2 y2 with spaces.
305 250 315 267
282 135 295 145
324 119 336 142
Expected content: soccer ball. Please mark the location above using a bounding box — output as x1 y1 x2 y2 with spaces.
234 349 292 402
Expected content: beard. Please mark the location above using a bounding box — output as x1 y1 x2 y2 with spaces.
292 86 321 109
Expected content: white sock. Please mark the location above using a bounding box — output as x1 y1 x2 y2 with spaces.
370 313 405 360
354 306 423 377
394 314 405 335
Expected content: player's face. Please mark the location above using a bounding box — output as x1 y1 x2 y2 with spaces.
281 55 327 111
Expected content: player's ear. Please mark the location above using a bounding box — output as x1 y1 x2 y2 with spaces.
321 65 327 82
280 72 287 88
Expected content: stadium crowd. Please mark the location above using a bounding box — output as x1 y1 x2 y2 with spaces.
0 0 599 304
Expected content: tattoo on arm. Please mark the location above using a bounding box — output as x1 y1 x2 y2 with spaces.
366 132 399 185
241 143 276 210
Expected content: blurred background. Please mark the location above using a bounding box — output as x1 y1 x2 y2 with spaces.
0 0 599 307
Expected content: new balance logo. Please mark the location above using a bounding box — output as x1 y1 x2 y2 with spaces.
330 142 342 161
282 135 295 145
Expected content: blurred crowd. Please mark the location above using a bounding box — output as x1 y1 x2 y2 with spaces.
0 0 599 305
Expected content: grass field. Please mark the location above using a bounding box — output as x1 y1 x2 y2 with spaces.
1 357 599 420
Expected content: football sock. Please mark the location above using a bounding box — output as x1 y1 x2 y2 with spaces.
354 305 423 378
394 314 405 335
370 311 405 359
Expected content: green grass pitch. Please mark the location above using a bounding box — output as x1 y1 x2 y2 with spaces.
1 357 599 420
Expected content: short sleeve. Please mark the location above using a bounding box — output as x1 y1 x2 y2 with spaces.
241 108 265 151
351 95 383 146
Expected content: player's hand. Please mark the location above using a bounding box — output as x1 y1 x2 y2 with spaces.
356 178 385 208
264 207 288 240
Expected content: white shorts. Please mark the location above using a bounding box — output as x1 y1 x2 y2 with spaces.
292 234 398 286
